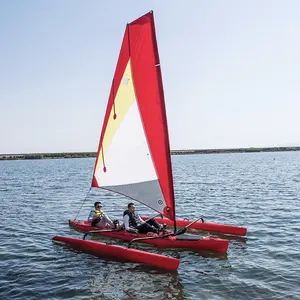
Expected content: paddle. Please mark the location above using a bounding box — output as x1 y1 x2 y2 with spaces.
83 228 123 240
128 232 174 248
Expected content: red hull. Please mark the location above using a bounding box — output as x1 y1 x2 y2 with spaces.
69 220 229 253
52 235 179 271
141 216 247 236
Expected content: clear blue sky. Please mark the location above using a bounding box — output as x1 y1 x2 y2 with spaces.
1 0 299 154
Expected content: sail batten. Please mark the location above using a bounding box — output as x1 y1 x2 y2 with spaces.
92 12 176 221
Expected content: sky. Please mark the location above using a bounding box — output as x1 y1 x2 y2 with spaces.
1 0 299 154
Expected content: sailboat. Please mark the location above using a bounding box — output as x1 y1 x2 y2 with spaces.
54 11 247 268
67 11 239 253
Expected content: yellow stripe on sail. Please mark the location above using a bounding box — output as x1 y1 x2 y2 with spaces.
95 59 137 175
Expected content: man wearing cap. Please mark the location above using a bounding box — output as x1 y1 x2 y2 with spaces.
88 201 115 229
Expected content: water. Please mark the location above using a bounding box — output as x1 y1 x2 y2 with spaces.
0 152 299 300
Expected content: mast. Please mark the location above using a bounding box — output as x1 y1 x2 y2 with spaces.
147 11 177 230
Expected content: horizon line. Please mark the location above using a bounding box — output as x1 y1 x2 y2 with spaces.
1 145 300 157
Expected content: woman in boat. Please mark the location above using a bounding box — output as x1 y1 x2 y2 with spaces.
123 203 163 234
88 201 118 229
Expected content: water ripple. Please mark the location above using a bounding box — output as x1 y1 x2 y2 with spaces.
1 153 300 299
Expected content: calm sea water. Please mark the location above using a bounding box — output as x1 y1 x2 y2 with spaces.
0 152 299 300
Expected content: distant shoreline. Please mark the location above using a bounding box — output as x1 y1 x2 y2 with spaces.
1 146 300 160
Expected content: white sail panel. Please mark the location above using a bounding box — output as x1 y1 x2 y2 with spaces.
95 100 158 186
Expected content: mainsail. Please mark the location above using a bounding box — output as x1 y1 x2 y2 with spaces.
92 11 176 221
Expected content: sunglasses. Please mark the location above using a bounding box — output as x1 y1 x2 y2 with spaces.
96 205 102 208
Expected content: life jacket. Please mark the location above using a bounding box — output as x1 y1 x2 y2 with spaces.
123 210 141 228
91 209 104 226
93 209 104 217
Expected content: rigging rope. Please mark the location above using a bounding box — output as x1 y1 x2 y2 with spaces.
74 188 91 220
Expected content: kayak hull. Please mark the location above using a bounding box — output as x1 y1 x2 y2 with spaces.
69 220 229 253
141 216 247 236
52 235 180 271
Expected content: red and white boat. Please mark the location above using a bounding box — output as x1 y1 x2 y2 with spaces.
55 11 246 269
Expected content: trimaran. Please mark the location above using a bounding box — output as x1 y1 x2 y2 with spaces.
53 11 247 271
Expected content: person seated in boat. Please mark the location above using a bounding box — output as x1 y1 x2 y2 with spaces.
88 201 119 229
123 202 162 234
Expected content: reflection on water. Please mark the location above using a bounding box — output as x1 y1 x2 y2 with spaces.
88 265 185 300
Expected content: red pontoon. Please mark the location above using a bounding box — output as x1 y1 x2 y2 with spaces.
52 236 180 271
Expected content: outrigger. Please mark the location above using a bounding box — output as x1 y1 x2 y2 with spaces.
52 235 180 271
140 216 247 236
54 11 246 269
